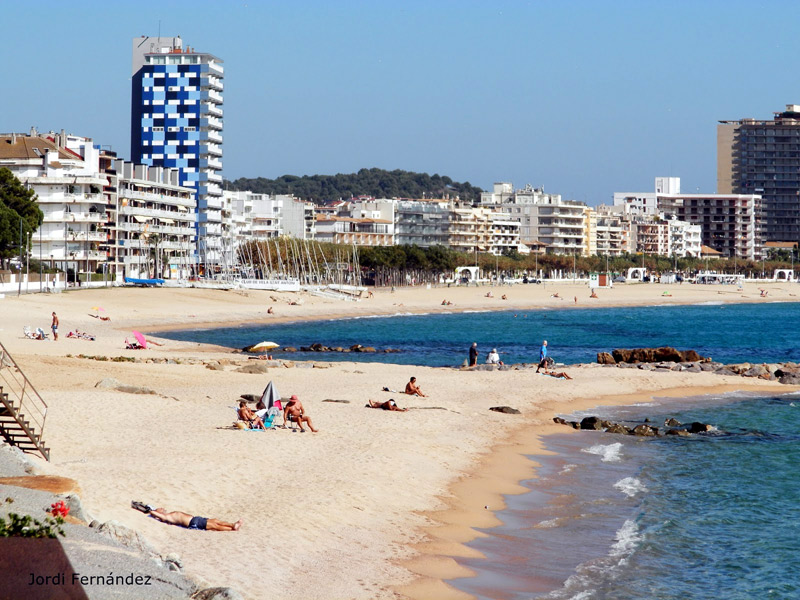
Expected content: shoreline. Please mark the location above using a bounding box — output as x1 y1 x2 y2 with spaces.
135 281 800 339
0 285 796 599
395 382 793 600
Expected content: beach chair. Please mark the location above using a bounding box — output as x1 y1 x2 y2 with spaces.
23 325 36 339
233 406 274 431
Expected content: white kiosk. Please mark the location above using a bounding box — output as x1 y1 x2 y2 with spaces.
626 267 648 282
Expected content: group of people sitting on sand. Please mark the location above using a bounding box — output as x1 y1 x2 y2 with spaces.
237 394 319 432
441 299 453 305
67 330 95 341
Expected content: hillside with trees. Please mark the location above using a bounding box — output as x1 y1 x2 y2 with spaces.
227 168 484 203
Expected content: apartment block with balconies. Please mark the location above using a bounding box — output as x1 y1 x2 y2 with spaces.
131 36 223 268
110 160 196 279
0 130 111 278
718 105 800 245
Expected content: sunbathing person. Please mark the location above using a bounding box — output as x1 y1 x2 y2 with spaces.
404 376 427 397
367 399 407 412
147 507 242 532
544 369 573 380
238 400 269 431
590 291 598 298
283 395 319 432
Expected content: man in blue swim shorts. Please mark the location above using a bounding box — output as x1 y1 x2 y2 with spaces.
148 507 242 531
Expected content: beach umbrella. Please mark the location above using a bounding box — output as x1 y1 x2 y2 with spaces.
132 330 147 349
248 341 279 352
260 381 280 410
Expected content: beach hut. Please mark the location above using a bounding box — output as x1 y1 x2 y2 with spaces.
589 272 612 289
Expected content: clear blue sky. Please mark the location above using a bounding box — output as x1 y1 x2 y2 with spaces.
4 0 799 204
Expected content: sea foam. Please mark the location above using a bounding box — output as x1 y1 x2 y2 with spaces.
614 477 647 497
581 442 623 463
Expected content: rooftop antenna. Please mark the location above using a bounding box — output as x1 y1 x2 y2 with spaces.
158 20 161 40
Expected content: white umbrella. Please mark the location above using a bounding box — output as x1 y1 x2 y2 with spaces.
260 381 280 411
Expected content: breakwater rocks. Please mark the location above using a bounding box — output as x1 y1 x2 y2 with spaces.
282 343 402 354
597 347 706 364
599 354 800 386
554 415 714 437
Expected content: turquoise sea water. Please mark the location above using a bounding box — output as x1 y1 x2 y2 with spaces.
156 302 800 366
156 303 800 598
451 393 800 599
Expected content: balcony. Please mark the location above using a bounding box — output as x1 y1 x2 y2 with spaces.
200 116 223 131
201 104 223 118
119 206 196 221
119 188 195 208
201 90 223 104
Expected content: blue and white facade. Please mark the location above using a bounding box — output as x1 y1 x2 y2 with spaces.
131 36 224 268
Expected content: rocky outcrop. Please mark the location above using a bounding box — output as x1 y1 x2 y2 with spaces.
554 415 712 438
597 352 616 364
609 347 706 364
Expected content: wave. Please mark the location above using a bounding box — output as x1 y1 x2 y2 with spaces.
581 442 623 463
614 477 648 497
534 518 562 529
610 519 643 557
692 301 724 305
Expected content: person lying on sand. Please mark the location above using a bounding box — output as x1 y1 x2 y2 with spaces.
238 400 269 431
543 369 572 380
124 338 144 350
404 376 427 397
283 395 319 432
366 399 407 412
147 507 242 531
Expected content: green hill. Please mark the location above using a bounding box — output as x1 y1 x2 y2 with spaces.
226 168 484 203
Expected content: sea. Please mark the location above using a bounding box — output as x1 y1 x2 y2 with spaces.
155 302 800 599
450 391 800 599
156 302 800 367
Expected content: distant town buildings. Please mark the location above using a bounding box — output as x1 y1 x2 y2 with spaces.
13 84 798 281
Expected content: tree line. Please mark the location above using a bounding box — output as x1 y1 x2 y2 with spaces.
227 168 484 204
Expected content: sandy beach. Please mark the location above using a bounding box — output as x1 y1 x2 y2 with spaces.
1 280 796 599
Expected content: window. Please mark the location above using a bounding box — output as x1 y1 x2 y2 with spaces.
152 126 164 132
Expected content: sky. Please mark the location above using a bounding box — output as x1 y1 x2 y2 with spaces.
4 0 800 205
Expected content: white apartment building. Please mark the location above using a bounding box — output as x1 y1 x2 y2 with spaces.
481 182 564 243
280 195 316 239
613 191 658 217
595 205 631 256
667 218 702 258
111 160 196 280
0 130 109 279
314 215 394 246
530 197 589 256
617 177 759 259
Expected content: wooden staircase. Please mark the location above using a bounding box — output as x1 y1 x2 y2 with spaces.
0 343 49 461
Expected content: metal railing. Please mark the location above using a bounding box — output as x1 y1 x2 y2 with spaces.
0 341 49 460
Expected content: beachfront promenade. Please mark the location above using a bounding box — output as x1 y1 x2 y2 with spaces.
0 282 795 599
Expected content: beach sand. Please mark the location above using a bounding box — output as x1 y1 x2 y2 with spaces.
0 281 795 599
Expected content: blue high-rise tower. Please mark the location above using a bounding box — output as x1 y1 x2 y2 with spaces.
131 36 224 268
